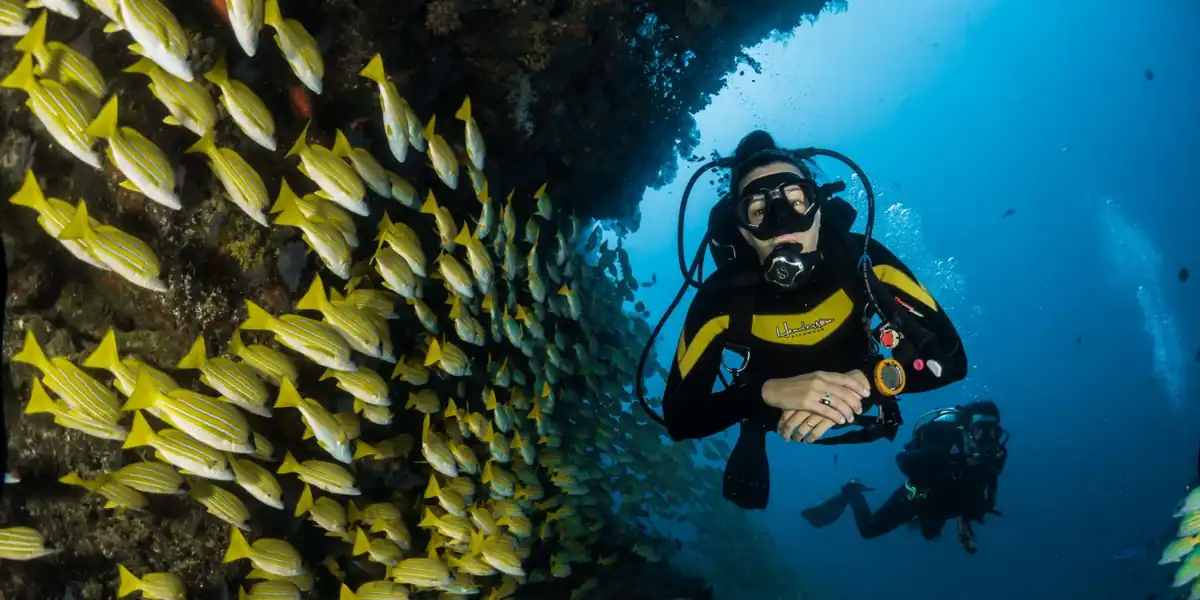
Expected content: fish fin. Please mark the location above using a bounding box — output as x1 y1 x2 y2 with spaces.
176 336 209 369
229 330 246 355
455 96 472 122
318 368 336 382
419 190 437 214
0 53 36 92
277 451 300 475
534 182 548 198
423 338 442 367
294 483 314 517
203 56 229 86
423 474 440 499
353 441 376 460
238 587 248 600
122 373 161 411
122 58 157 76
331 129 352 158
453 224 472 247
296 276 328 312
270 179 300 214
127 44 145 56
274 378 302 409
358 53 385 84
241 300 277 332
339 584 358 600
162 115 180 126
86 95 120 139
117 564 142 596
418 507 438 527
13 329 54 373
13 11 48 54
301 426 314 440
118 179 141 193
263 0 283 27
557 284 572 296
285 120 311 159
184 131 215 156
24 380 58 415
103 22 123 34
422 115 436 141
223 528 252 563
7 171 49 214
351 528 369 556
122 412 155 450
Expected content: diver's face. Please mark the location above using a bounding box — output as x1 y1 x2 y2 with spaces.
736 162 820 263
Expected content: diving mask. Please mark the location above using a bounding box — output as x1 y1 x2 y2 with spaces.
734 172 820 241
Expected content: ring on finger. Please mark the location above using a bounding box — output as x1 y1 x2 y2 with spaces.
821 392 833 406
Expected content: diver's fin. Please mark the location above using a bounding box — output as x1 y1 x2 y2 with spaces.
800 490 852 528
722 420 770 510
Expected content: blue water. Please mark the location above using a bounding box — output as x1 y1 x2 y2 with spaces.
623 1 1200 598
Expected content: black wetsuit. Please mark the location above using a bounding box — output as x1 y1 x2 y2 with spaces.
662 234 967 440
845 419 1006 541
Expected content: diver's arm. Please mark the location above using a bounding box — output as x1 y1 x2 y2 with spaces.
866 240 968 392
661 298 780 440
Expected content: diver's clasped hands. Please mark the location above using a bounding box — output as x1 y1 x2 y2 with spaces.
762 370 872 442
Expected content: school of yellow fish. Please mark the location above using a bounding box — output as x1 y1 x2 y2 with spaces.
0 1 736 598
1160 487 1200 600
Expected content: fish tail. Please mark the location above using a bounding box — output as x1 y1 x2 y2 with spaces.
358 54 385 84
422 115 437 141
116 564 142 598
350 528 369 556
57 199 94 242
318 368 336 382
123 58 157 76
8 170 49 214
274 378 303 409
86 95 120 139
24 379 58 415
278 451 300 475
269 178 301 215
223 528 252 563
0 54 37 92
419 190 438 215
557 284 572 296
242 300 277 332
176 336 209 369
294 483 314 517
455 96 472 122
203 56 229 86
331 129 352 159
237 588 249 600
263 0 283 27
122 373 160 412
82 328 121 371
183 131 215 156
418 507 438 527
423 338 443 367
296 275 329 312
453 224 472 247
229 330 246 355
13 11 48 55
122 412 156 449
353 441 377 460
339 584 359 600
345 500 362 523
285 120 311 159
13 329 53 373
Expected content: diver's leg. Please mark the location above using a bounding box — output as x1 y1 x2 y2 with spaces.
800 489 851 528
846 485 916 539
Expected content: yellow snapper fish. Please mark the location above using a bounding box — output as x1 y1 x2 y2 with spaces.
230 329 299 386
378 213 427 276
407 298 440 335
322 367 390 406
297 275 394 361
475 181 497 240
117 0 192 81
339 580 410 600
14 13 103 99
224 529 307 577
0 0 28 33
230 455 284 509
455 95 484 172
244 570 312 593
420 191 459 250
189 478 251 530
435 252 475 300
295 484 350 538
558 284 582 320
501 238 522 281
184 131 269 225
391 357 430 386
417 507 470 543
83 328 179 398
59 471 148 511
23 379 128 440
204 57 275 150
465 158 486 198
358 54 410 164
226 0 264 57
332 129 390 196
454 224 494 294
449 298 485 347
122 411 234 480
177 336 270 416
117 564 185 600
524 215 540 246
263 0 322 93
342 280 398 318
1 53 99 168
7 171 107 269
373 246 422 300
274 377 353 464
423 338 471 377
533 183 553 220
124 58 217 135
387 553 453 589
287 122 367 215
278 451 360 496
354 399 393 426
273 191 353 278
124 375 254 454
387 170 417 208
351 528 404 566
471 532 525 578
425 476 467 517
87 95 180 209
242 299 356 371
420 414 458 477
109 461 185 495
420 115 458 189
0 526 55 561
482 462 516 498
14 329 122 423
240 580 301 600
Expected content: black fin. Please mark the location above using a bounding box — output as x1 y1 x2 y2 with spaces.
723 419 770 510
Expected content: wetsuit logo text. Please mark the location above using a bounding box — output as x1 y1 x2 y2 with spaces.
775 318 836 339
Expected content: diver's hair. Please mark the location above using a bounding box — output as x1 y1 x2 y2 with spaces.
730 130 818 193
961 400 1001 420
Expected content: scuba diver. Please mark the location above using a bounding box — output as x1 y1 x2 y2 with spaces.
636 130 968 509
801 401 1008 553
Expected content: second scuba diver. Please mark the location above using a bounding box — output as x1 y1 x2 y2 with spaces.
653 131 969 509
801 401 1008 553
